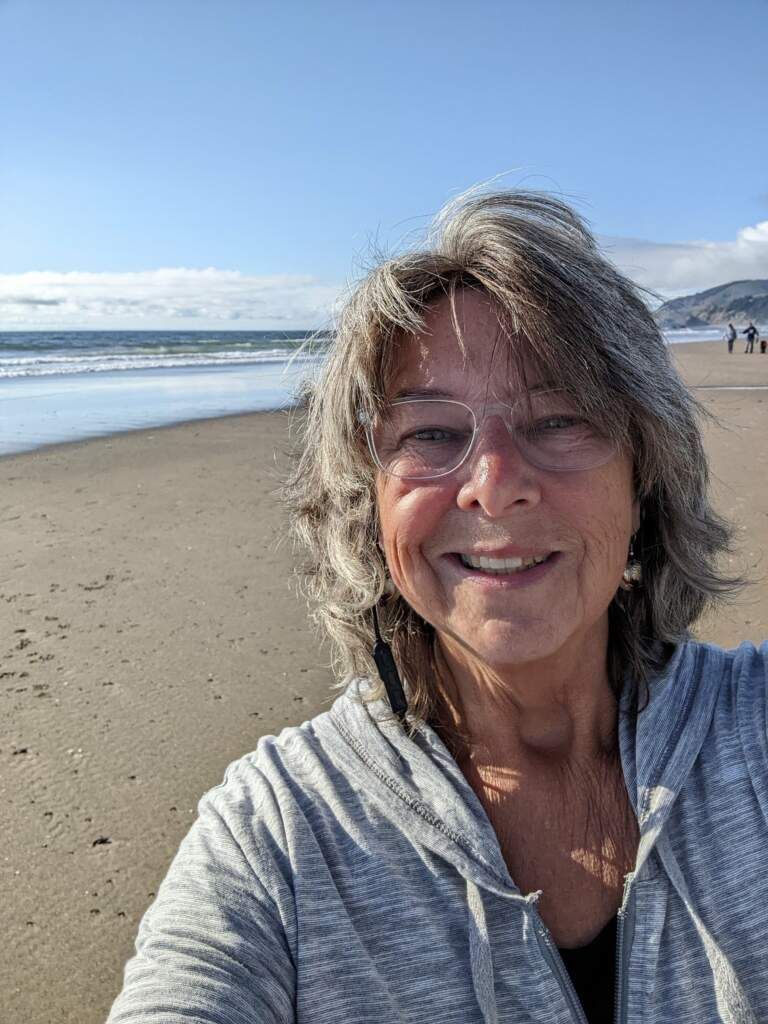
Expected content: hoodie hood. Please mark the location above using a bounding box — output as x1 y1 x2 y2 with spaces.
618 640 726 877
324 676 527 902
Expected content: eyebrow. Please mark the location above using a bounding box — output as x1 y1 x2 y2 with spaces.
390 380 559 402
390 387 456 401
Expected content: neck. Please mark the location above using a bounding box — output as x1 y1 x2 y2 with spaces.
433 621 619 770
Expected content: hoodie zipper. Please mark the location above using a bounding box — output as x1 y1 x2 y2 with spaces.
535 881 635 1024
531 907 589 1024
614 874 635 1024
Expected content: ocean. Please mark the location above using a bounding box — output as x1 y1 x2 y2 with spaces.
0 330 327 456
0 327 725 456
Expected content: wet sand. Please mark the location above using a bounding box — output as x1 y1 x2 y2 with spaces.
2 341 767 1022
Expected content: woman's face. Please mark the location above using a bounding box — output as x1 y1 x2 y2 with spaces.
375 291 639 674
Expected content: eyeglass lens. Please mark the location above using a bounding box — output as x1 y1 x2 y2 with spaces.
370 391 615 479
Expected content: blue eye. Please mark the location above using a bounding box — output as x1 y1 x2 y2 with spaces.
411 428 457 442
537 416 581 431
523 415 580 436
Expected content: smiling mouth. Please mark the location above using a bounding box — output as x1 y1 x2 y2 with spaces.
457 552 554 576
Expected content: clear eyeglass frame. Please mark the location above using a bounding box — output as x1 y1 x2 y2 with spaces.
360 389 618 481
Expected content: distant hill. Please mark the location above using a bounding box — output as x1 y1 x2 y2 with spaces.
654 280 768 329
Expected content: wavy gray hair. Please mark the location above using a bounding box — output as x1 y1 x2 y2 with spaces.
285 189 739 721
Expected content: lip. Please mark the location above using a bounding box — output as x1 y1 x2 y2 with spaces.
443 550 561 588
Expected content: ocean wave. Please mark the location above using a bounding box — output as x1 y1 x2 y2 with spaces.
662 327 728 344
0 325 722 380
0 330 324 349
0 349 324 379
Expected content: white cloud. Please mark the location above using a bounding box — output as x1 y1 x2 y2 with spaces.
602 220 768 300
0 268 342 329
3 220 767 328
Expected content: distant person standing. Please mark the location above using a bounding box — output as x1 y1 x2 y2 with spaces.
743 321 758 353
726 322 737 353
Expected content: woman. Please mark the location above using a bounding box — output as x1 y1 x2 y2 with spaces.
108 191 768 1024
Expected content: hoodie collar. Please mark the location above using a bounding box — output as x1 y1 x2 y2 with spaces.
326 640 722 889
325 677 526 900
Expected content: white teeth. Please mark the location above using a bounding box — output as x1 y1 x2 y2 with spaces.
459 553 549 574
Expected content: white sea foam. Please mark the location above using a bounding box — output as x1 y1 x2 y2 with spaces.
0 348 323 379
662 328 730 345
0 329 723 380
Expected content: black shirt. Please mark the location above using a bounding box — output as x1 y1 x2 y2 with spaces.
557 915 617 1023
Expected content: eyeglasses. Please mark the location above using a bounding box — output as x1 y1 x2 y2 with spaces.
363 389 617 480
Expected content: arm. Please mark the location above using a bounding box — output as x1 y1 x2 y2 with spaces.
107 763 296 1023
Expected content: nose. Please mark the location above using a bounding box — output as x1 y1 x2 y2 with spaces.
456 416 542 517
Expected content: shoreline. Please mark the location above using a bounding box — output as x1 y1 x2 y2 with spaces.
0 358 314 458
0 404 302 463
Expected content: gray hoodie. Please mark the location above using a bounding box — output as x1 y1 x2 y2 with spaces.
107 640 768 1023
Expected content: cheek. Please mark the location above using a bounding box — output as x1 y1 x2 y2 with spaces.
376 480 450 590
571 475 635 583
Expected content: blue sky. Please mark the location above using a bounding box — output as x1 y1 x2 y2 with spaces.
1 0 767 328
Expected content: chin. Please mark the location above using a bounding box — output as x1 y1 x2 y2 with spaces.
444 620 572 671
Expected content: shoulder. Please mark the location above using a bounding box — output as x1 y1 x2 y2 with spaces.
166 722 331 899
677 638 768 690
643 639 768 751
145 712 344 941
201 709 342 835
108 703 362 1022
207 677 385 821
672 639 768 757
197 691 378 857
661 638 768 688
628 641 768 803
706 639 768 724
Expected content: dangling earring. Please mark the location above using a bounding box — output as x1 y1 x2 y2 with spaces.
621 536 643 590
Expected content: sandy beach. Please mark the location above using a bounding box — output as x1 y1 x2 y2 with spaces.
2 341 768 1022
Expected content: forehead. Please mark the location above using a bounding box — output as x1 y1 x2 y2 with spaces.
387 290 542 399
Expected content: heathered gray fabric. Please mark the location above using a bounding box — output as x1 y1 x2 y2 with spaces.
107 640 768 1023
